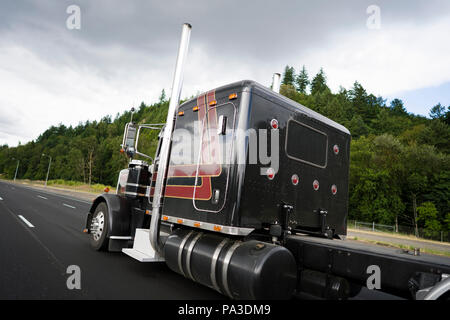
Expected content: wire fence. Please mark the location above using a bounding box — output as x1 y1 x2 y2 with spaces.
348 220 450 243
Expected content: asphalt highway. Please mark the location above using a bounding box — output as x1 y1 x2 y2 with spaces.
0 180 223 299
0 180 418 300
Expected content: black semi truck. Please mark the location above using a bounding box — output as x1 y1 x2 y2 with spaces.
84 23 450 300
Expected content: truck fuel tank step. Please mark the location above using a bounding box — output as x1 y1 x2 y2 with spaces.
122 228 166 262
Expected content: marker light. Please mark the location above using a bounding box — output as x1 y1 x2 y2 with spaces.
178 111 185 116
267 168 275 180
271 119 279 129
331 185 337 195
333 145 339 155
209 100 217 106
291 174 299 186
193 106 199 112
313 180 320 191
194 222 201 227
177 219 184 224
162 216 169 221
229 93 238 100
214 225 222 232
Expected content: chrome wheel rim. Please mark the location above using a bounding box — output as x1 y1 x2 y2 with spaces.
91 211 105 241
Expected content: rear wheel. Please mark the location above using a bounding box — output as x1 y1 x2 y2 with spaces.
90 202 109 251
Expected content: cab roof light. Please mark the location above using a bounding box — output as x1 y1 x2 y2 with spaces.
178 111 185 116
209 100 217 106
229 93 238 100
193 106 199 112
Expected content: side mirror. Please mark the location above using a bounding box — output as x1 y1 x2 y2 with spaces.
122 122 137 157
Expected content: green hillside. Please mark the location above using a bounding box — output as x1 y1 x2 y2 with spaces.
1 66 449 237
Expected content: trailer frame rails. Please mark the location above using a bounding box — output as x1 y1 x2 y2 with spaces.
285 234 450 299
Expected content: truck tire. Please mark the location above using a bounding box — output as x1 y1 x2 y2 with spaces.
89 202 109 251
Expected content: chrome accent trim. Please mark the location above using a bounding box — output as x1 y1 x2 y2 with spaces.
211 238 228 294
124 191 146 197
185 232 203 281
125 183 148 188
177 230 194 277
109 236 133 240
222 241 241 299
421 276 450 300
160 215 254 236
130 159 149 166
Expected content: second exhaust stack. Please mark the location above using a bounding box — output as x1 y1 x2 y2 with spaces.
272 73 281 93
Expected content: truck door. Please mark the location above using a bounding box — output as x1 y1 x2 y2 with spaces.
192 95 236 213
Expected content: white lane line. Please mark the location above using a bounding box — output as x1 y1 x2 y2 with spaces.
63 203 76 209
37 195 48 200
18 215 35 228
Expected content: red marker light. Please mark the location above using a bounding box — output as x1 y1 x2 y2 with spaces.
291 174 299 186
313 180 320 191
267 168 275 180
331 184 337 195
333 145 339 155
270 119 279 129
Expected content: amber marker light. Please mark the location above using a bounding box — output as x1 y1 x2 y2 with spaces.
229 93 237 100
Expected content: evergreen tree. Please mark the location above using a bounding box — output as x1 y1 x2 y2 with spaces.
390 99 407 115
159 89 166 103
281 65 295 86
295 65 309 94
310 68 329 95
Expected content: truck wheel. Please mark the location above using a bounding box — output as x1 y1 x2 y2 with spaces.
90 202 109 251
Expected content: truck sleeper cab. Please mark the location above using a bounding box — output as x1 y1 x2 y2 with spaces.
161 80 350 238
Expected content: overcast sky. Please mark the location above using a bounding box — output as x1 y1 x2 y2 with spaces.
1 0 449 146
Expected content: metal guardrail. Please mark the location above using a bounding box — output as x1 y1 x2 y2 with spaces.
348 220 450 243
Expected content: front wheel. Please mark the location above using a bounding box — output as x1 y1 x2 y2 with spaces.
89 202 109 251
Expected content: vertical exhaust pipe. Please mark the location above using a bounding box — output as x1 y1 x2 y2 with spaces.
150 23 192 255
272 73 281 93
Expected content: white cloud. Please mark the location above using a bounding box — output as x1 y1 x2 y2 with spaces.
1 9 449 147
291 16 450 97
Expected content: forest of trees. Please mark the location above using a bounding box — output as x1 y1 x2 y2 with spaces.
0 66 449 238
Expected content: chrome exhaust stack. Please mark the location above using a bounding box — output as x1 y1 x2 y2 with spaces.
272 72 281 93
149 23 192 256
